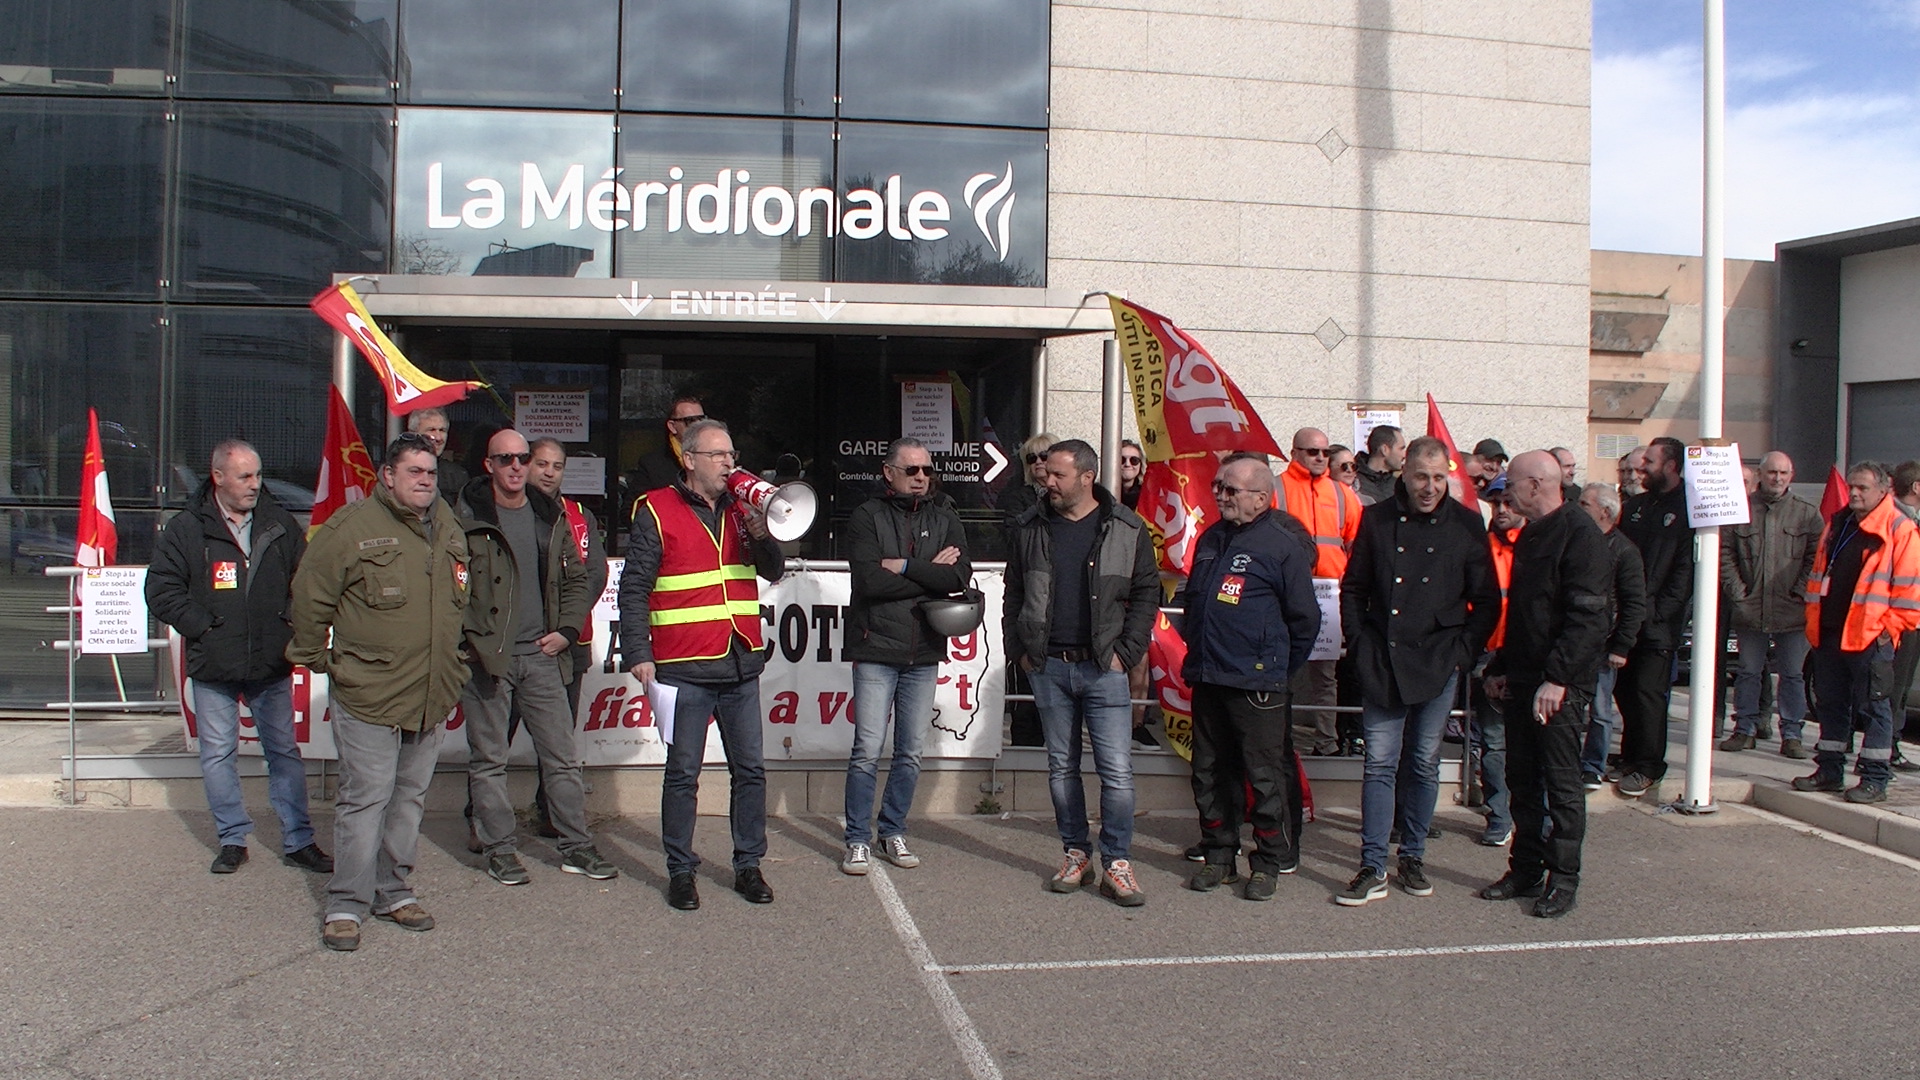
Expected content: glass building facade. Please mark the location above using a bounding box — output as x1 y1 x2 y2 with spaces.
0 0 1050 706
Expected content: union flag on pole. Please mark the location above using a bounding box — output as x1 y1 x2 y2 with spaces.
310 281 485 416
1818 464 1847 522
309 385 377 537
1137 457 1216 578
75 408 117 567
1425 393 1479 512
1107 296 1285 463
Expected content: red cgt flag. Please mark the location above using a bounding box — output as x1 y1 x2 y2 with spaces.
1137 456 1217 578
1425 393 1479 512
309 386 378 537
1108 296 1285 463
1819 464 1847 522
75 408 117 567
311 281 485 416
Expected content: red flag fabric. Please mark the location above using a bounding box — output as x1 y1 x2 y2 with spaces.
310 281 486 415
1819 465 1847 522
1424 393 1480 512
75 408 117 567
309 386 377 537
1108 296 1285 463
1147 613 1194 759
1137 457 1216 578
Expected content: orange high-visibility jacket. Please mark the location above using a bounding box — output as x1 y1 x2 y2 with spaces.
643 488 764 663
1278 460 1362 579
1486 526 1519 650
1804 493 1920 651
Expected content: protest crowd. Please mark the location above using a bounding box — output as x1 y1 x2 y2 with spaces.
146 344 1920 951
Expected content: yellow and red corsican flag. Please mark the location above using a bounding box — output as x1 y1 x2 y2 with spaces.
310 281 485 415
1106 296 1285 463
1424 393 1479 512
309 386 378 537
75 408 117 567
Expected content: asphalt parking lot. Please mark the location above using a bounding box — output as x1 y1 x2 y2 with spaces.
3 798 1916 1080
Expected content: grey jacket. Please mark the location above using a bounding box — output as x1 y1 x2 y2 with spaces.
1721 490 1823 634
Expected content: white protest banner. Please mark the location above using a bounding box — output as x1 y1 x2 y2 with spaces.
514 387 590 440
900 380 954 452
1309 577 1342 661
80 567 149 654
1683 443 1749 528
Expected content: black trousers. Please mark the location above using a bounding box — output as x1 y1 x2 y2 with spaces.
1190 682 1302 875
1507 679 1591 890
1616 646 1675 779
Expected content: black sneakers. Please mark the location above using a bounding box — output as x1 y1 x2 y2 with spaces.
1479 873 1546 901
1335 867 1389 907
282 843 333 874
561 845 618 880
1186 863 1239 892
486 852 531 886
1533 886 1578 918
1243 871 1277 902
209 845 248 874
1396 856 1433 897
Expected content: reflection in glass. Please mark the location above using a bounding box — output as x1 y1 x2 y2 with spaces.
835 123 1046 286
179 0 396 101
175 104 393 302
615 116 834 280
0 100 166 298
170 308 338 506
0 303 162 507
0 0 169 94
394 108 613 278
622 0 835 118
398 0 618 108
839 0 1048 127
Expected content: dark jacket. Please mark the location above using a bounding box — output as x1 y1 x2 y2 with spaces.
1488 502 1614 689
1618 482 1695 650
618 480 786 684
563 497 611 673
845 490 973 666
455 478 593 682
1602 527 1647 659
287 483 471 731
999 481 1042 533
1354 464 1396 507
1181 508 1321 691
1341 485 1500 707
1722 489 1822 634
1004 486 1159 672
146 483 305 684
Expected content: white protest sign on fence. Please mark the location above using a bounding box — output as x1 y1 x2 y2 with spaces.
81 567 149 654
1683 443 1750 528
1351 408 1402 454
1309 577 1342 661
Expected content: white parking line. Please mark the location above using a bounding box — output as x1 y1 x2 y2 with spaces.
868 864 1005 1080
935 924 1920 975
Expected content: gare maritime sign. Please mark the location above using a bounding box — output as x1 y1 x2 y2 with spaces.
422 159 1020 260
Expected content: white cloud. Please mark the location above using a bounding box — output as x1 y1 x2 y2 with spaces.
1593 46 1920 259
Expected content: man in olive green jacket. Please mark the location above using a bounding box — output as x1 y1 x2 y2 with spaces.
455 429 607 888
289 433 470 952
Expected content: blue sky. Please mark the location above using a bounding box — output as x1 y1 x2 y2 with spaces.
1591 0 1920 258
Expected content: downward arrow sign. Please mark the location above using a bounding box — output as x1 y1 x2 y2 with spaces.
982 441 1009 483
615 282 654 316
807 287 845 320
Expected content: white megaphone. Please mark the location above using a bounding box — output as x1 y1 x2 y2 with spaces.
726 468 817 542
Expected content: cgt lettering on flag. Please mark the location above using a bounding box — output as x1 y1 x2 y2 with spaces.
1107 295 1285 462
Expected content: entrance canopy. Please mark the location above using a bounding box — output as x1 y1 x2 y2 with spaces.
342 274 1117 339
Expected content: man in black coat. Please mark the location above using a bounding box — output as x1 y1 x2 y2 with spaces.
1335 437 1499 906
839 437 972 875
147 440 330 876
1614 436 1694 798
1479 451 1614 918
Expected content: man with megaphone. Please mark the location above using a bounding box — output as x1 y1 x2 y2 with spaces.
619 419 787 911
839 437 973 876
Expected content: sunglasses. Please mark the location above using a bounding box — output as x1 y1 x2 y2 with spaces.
1025 452 1048 464
1333 461 1356 472
1120 456 1143 466
490 451 532 466
1292 447 1330 457
1212 481 1257 498
889 464 935 477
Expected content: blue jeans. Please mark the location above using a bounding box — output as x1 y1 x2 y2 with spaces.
1473 693 1511 833
193 676 313 853
1360 673 1457 870
660 675 767 876
1029 657 1135 866
1734 628 1810 739
1582 665 1620 777
844 661 937 846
